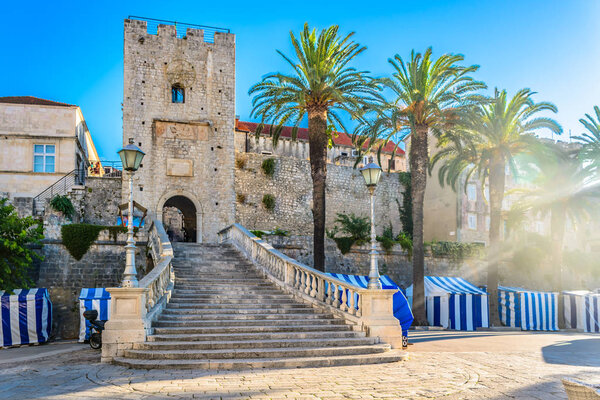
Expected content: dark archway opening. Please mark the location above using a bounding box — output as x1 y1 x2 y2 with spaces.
163 195 197 242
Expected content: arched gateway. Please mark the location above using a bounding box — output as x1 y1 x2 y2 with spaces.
157 192 203 243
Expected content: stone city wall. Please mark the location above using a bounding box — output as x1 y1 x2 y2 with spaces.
262 235 600 291
234 152 404 236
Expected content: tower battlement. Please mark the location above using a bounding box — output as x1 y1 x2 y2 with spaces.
125 16 233 46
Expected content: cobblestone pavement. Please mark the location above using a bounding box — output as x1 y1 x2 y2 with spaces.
1 331 598 400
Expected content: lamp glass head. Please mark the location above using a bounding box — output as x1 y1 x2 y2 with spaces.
118 139 145 172
360 162 382 187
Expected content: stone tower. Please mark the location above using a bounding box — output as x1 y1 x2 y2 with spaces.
122 18 235 242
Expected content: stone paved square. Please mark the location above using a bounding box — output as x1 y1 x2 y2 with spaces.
1 331 598 399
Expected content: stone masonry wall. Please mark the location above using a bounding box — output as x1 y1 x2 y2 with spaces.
235 153 404 236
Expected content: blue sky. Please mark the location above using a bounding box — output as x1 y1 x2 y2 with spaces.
1 0 598 160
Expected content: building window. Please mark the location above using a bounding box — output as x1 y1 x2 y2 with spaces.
467 213 477 230
388 158 396 171
33 144 55 173
467 183 477 201
486 216 490 231
536 221 544 234
171 84 185 103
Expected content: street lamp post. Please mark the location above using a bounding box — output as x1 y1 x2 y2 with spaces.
360 162 383 289
117 139 145 288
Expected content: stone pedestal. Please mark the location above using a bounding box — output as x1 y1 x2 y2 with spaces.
101 287 148 362
360 289 404 349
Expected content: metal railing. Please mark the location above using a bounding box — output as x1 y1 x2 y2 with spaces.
33 167 86 213
128 16 230 43
89 161 123 178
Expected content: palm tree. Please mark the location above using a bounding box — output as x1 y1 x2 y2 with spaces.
364 48 485 324
249 24 380 271
574 105 600 175
431 88 562 325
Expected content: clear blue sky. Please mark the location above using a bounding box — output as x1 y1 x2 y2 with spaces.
1 0 598 160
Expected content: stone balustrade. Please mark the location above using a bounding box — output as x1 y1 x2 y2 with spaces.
101 215 174 362
218 224 404 347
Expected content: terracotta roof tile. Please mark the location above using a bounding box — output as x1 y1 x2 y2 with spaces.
235 120 405 155
0 96 76 108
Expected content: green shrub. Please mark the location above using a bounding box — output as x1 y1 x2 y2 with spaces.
428 240 484 262
49 195 75 218
333 237 355 254
270 227 289 236
334 213 369 244
0 198 44 293
61 224 133 260
250 229 266 238
236 193 246 204
61 224 105 261
261 158 276 177
262 194 275 210
235 155 247 169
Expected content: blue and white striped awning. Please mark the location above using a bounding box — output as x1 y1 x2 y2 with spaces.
79 288 111 342
498 286 558 331
424 276 487 295
324 273 413 336
563 291 600 333
407 276 489 331
0 288 52 347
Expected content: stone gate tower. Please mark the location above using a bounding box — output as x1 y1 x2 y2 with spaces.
122 18 235 242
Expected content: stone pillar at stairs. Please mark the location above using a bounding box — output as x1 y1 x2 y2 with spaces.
359 289 404 349
101 287 148 363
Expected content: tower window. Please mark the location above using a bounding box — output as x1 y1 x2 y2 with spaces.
171 84 185 103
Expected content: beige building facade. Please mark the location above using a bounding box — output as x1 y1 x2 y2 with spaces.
0 96 100 203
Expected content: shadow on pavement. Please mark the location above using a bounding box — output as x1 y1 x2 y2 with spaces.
541 338 600 367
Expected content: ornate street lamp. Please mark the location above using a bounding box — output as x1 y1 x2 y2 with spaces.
117 139 145 288
360 162 383 289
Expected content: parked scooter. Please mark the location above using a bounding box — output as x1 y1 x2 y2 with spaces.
83 309 105 349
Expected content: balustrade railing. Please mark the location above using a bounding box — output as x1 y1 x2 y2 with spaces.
218 224 367 322
140 215 175 325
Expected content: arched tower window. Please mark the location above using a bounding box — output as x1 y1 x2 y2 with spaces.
171 84 185 103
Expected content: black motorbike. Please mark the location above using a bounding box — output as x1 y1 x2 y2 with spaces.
83 309 105 349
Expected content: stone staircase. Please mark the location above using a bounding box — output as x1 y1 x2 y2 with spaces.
113 243 406 369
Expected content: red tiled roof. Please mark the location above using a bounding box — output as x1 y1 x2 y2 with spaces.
0 96 76 108
235 120 405 155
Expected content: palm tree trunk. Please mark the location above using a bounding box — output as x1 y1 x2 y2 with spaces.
550 205 566 328
410 124 428 325
308 108 329 271
487 155 506 326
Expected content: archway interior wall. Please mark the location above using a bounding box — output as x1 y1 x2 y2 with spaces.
122 19 236 242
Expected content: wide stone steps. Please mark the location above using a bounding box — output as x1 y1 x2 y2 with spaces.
161 307 320 315
113 243 405 370
123 344 390 360
113 352 406 370
148 330 365 342
134 337 378 350
152 324 353 335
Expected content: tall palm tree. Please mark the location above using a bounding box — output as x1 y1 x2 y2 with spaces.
431 88 562 325
574 105 600 175
249 24 380 271
363 48 485 324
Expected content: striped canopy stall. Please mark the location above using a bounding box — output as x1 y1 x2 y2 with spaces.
407 276 489 331
0 288 52 347
498 286 558 331
325 273 414 337
563 291 600 333
79 288 111 342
